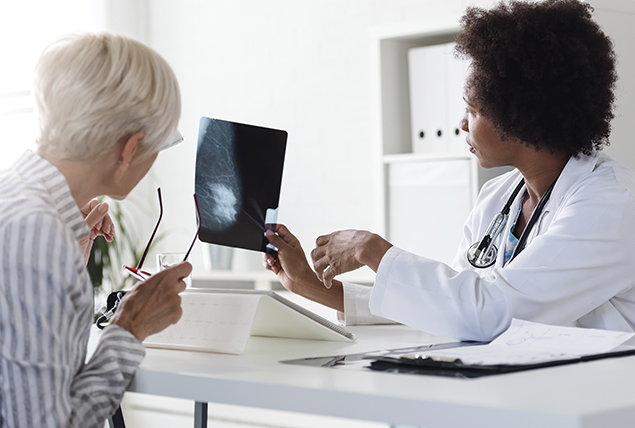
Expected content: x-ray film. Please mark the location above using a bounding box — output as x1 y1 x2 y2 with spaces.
195 117 287 254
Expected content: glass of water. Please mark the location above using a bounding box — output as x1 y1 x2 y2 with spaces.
156 252 192 288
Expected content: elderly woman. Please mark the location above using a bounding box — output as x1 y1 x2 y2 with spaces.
265 0 635 341
0 34 191 426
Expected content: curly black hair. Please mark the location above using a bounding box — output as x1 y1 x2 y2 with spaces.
454 0 617 156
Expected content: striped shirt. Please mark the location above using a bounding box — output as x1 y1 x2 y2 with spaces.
0 151 145 427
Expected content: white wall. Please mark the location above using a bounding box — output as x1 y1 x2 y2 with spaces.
595 5 635 169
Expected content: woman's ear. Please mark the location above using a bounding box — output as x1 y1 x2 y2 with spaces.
118 132 145 171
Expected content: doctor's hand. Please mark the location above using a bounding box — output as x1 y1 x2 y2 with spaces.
264 225 344 312
311 230 393 289
79 199 115 264
264 225 318 293
110 261 191 342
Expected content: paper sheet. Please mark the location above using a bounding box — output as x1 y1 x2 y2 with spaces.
144 293 262 354
417 319 635 366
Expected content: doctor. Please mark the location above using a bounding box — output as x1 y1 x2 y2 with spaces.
265 0 635 342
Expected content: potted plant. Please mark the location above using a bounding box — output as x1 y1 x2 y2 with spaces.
87 196 164 317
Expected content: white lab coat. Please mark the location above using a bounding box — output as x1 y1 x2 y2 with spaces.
340 152 635 341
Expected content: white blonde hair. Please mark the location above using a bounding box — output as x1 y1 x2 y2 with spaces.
33 33 181 161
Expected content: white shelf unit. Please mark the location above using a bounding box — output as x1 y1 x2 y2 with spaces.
369 21 512 264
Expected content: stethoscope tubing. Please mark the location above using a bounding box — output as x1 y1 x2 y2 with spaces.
509 178 557 262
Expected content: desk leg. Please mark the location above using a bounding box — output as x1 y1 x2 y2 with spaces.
194 402 208 428
108 405 126 428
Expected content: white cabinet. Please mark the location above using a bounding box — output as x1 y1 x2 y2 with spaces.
387 158 472 263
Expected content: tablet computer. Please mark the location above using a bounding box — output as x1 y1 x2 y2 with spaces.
195 117 287 254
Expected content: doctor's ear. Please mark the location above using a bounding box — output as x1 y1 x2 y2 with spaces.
118 132 145 171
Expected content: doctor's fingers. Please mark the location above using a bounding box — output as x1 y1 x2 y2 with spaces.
315 233 332 248
318 263 340 289
274 224 301 247
266 229 291 251
263 254 280 273
310 245 325 266
312 254 333 283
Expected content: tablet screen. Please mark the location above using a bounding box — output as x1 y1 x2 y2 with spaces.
195 117 287 253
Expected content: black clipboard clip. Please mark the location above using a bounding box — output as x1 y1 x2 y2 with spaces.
368 346 635 379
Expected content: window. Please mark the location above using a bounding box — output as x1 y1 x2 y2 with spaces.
0 0 106 169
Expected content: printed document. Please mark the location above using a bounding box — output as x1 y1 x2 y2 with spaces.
412 319 635 366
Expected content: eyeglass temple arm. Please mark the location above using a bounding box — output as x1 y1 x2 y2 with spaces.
136 188 163 269
183 194 201 261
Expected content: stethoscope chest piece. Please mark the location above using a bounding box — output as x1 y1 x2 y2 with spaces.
465 175 558 270
467 241 497 268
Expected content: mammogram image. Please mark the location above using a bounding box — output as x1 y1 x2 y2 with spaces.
195 117 287 253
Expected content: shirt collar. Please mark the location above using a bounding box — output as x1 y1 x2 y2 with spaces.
14 150 90 242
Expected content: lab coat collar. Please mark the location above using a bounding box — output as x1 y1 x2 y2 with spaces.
492 152 600 269
549 152 600 209
496 152 600 209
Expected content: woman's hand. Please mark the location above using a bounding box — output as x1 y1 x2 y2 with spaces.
311 230 393 289
79 200 115 264
264 225 344 311
110 261 192 342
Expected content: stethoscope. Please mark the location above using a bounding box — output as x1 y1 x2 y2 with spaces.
467 177 558 268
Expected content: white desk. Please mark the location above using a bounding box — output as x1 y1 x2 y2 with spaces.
125 323 635 428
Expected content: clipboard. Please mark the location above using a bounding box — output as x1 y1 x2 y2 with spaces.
283 319 635 379
368 346 635 378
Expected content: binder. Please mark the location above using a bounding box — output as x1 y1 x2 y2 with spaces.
144 289 356 355
408 42 469 154
409 44 447 153
444 43 470 154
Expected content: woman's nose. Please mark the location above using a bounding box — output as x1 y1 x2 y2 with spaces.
459 114 468 133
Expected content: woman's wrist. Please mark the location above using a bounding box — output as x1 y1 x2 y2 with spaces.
357 233 392 272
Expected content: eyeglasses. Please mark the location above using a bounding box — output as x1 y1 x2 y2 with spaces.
122 188 201 281
160 130 184 151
